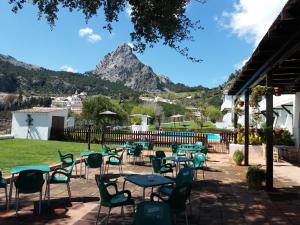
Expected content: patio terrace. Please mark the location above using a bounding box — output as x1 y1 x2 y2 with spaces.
1 152 300 225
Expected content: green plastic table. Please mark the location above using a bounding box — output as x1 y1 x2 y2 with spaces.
123 174 174 199
164 156 193 174
9 165 50 209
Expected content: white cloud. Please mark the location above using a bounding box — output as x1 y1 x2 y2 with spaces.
87 34 102 43
60 65 77 73
79 27 93 37
234 57 250 70
217 0 288 47
79 27 102 43
127 42 134 48
126 4 132 17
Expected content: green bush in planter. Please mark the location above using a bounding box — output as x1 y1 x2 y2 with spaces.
233 150 244 165
246 166 266 190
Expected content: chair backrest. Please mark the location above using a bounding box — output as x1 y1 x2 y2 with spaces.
95 175 111 204
0 171 2 179
58 149 63 158
176 167 194 187
168 185 189 212
171 143 179 154
133 201 172 225
119 150 126 161
193 153 206 168
134 145 143 157
103 145 111 154
15 170 44 193
200 147 208 155
147 142 154 150
155 151 166 164
151 158 162 173
87 153 103 168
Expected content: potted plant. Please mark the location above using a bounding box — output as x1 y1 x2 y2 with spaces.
233 150 244 165
250 85 270 108
246 165 266 190
239 100 244 107
274 87 281 96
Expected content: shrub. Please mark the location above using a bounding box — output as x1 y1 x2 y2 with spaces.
233 150 244 165
246 166 266 190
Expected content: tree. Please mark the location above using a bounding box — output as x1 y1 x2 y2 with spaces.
81 96 127 127
206 106 222 123
8 0 204 61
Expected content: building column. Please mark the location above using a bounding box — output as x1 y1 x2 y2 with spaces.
293 92 300 149
266 75 273 190
234 112 238 144
244 90 250 166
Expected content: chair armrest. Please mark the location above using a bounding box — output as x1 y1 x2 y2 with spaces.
162 163 173 169
108 155 120 161
111 190 132 200
51 171 68 178
150 192 166 202
61 153 74 159
105 182 118 192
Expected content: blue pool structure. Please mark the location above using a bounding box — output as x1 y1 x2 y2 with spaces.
156 132 221 141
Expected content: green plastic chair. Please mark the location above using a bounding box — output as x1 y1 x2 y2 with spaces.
84 153 103 181
58 150 78 175
0 171 8 210
151 158 173 176
155 151 176 168
133 201 172 225
151 185 190 225
95 175 135 225
171 143 179 156
105 150 125 175
14 169 45 214
189 153 206 180
45 161 76 203
103 145 118 156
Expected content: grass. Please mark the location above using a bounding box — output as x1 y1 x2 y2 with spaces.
149 120 216 130
0 139 101 176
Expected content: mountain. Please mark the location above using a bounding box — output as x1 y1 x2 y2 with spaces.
90 44 166 92
0 54 42 71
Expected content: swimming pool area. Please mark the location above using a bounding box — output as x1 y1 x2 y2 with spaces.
156 132 221 141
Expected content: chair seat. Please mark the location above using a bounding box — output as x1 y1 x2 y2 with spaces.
50 176 68 183
0 178 7 188
160 167 173 173
62 159 73 165
159 186 173 196
107 159 120 165
109 193 134 207
177 153 186 157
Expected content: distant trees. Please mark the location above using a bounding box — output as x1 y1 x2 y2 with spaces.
81 96 127 127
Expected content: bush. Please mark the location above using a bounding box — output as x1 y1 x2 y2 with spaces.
233 150 244 165
246 165 266 190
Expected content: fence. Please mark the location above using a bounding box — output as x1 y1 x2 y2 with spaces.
50 128 235 153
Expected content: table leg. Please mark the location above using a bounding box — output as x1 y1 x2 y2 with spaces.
8 174 14 209
122 180 127 190
143 188 145 200
80 156 83 179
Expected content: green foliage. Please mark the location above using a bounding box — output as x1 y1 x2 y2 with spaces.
236 129 262 145
130 116 142 125
232 150 244 165
206 106 223 123
81 96 128 127
131 104 156 117
274 130 295 146
250 85 270 108
158 102 187 117
9 0 204 61
246 165 266 190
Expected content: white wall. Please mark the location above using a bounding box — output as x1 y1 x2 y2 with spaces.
12 113 50 140
293 93 300 148
11 109 68 140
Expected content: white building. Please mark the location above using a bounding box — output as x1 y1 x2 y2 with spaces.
51 91 87 114
131 114 151 132
11 107 68 140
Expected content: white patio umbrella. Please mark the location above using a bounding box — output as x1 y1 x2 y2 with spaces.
170 114 184 128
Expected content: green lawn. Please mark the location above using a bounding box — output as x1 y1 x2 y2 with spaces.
0 139 101 176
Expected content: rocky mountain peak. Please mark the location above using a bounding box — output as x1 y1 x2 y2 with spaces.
92 43 165 92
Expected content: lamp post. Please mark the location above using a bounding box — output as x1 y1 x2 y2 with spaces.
84 120 93 150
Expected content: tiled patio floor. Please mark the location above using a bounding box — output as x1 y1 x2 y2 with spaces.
1 153 300 225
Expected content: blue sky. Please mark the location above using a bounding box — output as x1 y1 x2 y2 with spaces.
0 0 287 88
